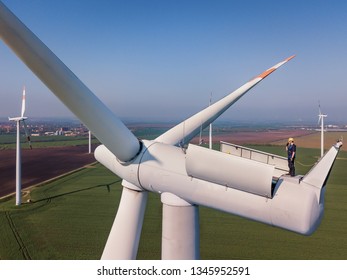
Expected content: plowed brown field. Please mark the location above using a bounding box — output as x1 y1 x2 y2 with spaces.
0 145 97 198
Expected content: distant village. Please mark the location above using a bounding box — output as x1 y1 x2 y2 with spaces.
0 118 89 137
1 118 347 138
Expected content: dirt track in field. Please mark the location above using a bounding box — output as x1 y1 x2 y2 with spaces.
0 145 97 198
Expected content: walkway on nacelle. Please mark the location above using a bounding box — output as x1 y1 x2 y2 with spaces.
220 141 289 179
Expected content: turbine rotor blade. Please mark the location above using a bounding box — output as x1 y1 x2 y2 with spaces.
302 141 343 189
156 55 295 145
101 187 148 260
21 86 26 118
22 119 32 149
0 2 140 162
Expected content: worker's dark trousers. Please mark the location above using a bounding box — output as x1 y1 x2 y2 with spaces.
288 159 295 177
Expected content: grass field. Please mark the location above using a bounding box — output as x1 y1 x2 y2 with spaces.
0 127 163 149
0 135 100 150
1 141 347 260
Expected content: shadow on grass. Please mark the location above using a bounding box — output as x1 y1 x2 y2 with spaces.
30 179 122 204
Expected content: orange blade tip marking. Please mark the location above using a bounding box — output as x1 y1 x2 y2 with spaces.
258 68 276 79
286 55 296 61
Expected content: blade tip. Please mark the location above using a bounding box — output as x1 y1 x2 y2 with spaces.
258 55 296 79
286 55 296 62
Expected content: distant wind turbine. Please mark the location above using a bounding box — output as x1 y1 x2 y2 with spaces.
8 87 32 206
209 92 212 149
198 93 213 148
318 102 327 158
89 130 91 154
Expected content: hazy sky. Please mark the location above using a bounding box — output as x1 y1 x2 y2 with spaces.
1 0 347 124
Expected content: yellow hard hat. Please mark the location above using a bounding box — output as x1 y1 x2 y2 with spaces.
288 137 294 142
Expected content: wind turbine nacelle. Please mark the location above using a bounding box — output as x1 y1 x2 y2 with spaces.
95 140 331 235
185 144 275 198
8 116 27 122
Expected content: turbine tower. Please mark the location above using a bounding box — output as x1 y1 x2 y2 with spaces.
0 2 342 259
8 87 32 206
318 102 327 157
88 130 91 154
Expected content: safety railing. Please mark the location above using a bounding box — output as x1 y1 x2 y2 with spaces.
220 141 289 179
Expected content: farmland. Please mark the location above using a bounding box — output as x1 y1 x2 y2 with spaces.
0 135 99 150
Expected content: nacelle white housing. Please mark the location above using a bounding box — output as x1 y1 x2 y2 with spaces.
95 140 342 235
186 144 275 198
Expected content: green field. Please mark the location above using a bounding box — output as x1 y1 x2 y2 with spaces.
0 135 100 150
0 128 164 149
1 145 347 260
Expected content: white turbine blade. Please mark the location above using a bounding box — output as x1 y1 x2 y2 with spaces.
101 187 148 260
22 119 32 149
318 101 322 125
156 56 295 145
21 86 26 118
302 141 342 189
0 2 140 162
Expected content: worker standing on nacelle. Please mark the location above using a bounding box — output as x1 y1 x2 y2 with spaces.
286 137 296 176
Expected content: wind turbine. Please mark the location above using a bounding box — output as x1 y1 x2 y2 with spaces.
0 2 342 259
8 86 32 206
209 92 212 149
318 102 327 157
197 93 212 148
88 130 92 154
